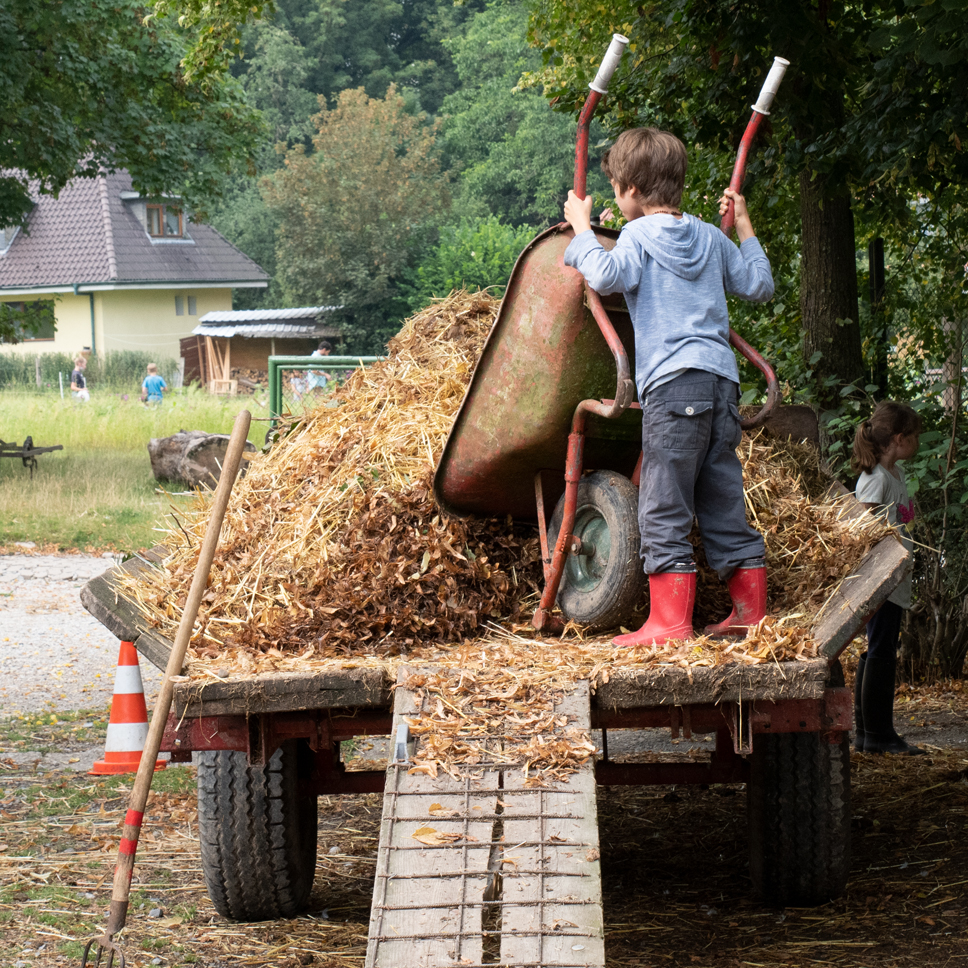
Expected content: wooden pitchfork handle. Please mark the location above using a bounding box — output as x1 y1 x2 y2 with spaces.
82 409 252 968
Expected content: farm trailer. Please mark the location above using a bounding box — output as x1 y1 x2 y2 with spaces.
81 522 905 967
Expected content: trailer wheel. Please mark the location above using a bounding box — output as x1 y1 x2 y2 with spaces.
197 739 317 920
548 471 645 630
748 732 851 906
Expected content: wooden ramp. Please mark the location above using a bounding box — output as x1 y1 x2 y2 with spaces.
366 670 604 968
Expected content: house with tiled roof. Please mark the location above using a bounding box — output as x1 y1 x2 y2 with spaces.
0 171 268 363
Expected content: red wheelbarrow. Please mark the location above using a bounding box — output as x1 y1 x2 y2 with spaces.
434 38 790 634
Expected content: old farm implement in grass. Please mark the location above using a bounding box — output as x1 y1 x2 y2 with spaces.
0 435 63 477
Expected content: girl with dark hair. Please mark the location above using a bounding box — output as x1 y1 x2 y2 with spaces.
852 401 924 755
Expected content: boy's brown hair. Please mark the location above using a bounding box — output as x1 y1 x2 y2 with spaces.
601 127 688 209
147 362 158 374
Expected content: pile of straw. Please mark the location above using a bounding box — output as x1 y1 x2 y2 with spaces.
120 290 895 670
123 291 541 660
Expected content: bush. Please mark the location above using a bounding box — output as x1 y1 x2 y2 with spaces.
0 351 178 392
405 216 536 311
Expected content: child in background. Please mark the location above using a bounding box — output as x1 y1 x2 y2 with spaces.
852 400 925 755
562 127 774 647
141 363 167 405
70 356 90 403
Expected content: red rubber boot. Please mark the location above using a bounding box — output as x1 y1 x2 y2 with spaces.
705 561 767 636
613 570 695 647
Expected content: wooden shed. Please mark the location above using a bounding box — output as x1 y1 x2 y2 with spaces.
182 306 341 391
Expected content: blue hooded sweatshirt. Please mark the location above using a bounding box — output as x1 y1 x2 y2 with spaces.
564 214 774 398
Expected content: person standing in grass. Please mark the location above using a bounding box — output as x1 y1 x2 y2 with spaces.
70 356 90 403
141 363 167 405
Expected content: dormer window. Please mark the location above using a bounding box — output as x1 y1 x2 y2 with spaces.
147 203 183 238
0 224 20 255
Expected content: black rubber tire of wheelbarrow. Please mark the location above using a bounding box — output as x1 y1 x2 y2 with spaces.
197 739 318 920
548 470 645 631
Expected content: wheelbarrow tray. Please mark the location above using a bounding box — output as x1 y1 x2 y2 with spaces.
434 223 641 522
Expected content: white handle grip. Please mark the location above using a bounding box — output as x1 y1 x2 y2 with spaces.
589 34 629 94
751 56 790 115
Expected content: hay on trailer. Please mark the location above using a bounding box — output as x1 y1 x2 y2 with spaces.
119 288 896 670
113 289 902 780
121 291 542 659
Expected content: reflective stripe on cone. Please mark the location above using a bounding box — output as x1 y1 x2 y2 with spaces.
90 640 166 775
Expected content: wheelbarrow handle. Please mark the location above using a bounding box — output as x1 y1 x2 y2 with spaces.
574 33 628 199
730 327 780 429
720 54 788 428
720 56 789 237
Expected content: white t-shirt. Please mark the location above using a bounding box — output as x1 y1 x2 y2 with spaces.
855 462 914 608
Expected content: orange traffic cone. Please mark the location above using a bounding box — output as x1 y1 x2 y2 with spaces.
90 640 166 775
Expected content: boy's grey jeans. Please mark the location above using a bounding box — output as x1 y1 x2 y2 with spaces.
639 368 765 579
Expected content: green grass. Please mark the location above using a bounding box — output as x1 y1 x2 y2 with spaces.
0 708 108 752
0 388 259 551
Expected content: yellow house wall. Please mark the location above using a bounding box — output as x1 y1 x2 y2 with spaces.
0 293 92 357
0 288 235 362
98 289 232 363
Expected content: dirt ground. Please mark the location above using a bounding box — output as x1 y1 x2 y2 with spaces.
5 679 968 968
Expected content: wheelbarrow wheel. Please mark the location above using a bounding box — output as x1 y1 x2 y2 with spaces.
548 471 645 631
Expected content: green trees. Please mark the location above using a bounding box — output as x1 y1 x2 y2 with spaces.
262 87 446 352
439 2 600 227
214 0 588 328
404 217 536 310
0 0 263 229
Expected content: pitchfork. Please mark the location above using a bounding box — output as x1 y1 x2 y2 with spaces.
81 409 252 968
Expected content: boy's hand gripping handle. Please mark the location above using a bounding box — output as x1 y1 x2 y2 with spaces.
574 33 629 199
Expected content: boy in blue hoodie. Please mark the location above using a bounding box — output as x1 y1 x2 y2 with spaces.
563 127 774 647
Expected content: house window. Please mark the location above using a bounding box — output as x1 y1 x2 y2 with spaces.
147 203 184 238
175 296 185 316
188 296 197 316
0 225 19 255
0 301 56 341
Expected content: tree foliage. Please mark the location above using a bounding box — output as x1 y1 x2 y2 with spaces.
232 0 485 120
439 2 606 227
525 0 968 410
262 86 447 351
0 0 264 230
404 216 535 310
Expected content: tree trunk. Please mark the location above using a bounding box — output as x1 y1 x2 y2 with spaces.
147 431 256 489
798 170 864 415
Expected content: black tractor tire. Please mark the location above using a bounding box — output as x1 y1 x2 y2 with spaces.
197 740 318 920
548 471 645 631
748 731 851 906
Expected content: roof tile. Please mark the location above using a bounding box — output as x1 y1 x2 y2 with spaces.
0 171 268 288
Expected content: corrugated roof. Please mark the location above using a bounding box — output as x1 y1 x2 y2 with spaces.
193 321 341 339
198 306 339 323
0 171 268 289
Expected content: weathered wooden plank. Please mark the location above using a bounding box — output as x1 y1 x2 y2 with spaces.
500 681 604 967
173 666 389 717
367 667 499 967
79 572 151 646
79 546 170 654
595 658 830 710
813 533 908 658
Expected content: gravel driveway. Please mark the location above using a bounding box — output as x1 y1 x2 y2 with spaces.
0 553 166 771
